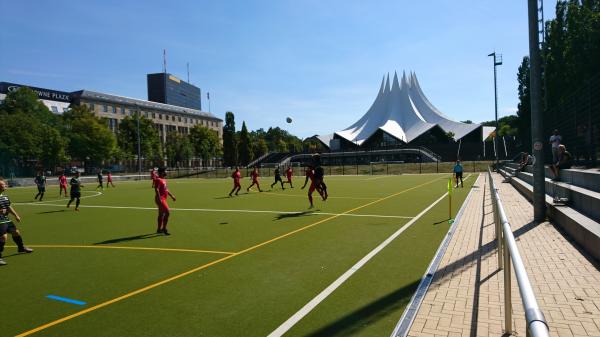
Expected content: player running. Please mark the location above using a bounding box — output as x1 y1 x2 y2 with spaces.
453 160 464 188
271 166 285 190
155 167 176 235
34 171 46 201
0 179 34 266
229 167 242 197
58 172 68 197
106 171 115 188
66 172 83 211
284 166 294 188
301 165 323 208
246 167 262 192
96 170 104 191
314 165 328 201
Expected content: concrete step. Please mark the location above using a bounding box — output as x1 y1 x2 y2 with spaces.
521 165 600 194
497 168 600 262
505 162 520 170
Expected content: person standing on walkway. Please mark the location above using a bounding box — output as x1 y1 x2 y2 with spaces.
453 160 464 188
549 129 562 164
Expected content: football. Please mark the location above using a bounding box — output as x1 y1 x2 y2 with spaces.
286 117 292 123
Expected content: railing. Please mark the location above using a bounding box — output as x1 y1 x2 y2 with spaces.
488 168 550 337
246 152 273 168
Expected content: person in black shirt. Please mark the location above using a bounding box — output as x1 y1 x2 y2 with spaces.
271 166 285 190
96 170 104 191
0 179 33 266
67 172 84 211
34 171 46 201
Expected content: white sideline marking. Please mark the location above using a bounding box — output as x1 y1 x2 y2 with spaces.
267 191 451 337
25 191 103 204
14 203 414 220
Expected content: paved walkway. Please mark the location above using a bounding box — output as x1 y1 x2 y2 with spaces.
407 173 600 337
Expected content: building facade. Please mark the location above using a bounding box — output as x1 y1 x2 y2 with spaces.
147 73 202 110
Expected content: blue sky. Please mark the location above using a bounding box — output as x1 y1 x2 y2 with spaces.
0 1 556 138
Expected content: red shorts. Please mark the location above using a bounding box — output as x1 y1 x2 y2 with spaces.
252 179 259 184
60 184 67 189
156 197 169 212
234 181 241 188
286 175 292 181
308 182 316 193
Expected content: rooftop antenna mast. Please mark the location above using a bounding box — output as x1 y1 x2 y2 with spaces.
187 62 190 83
163 49 167 74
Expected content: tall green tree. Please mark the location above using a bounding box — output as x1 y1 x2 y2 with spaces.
238 121 253 166
63 105 116 166
222 111 237 166
189 125 222 167
165 132 194 167
117 115 162 162
253 137 269 159
517 56 532 151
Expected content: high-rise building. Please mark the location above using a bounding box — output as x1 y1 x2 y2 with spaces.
147 73 201 110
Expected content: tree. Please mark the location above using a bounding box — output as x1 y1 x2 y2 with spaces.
189 125 222 167
223 111 237 166
517 56 531 151
460 120 473 124
253 137 269 159
165 132 194 167
238 121 253 166
63 105 116 167
117 115 162 163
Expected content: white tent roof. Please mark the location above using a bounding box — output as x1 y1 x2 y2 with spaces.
334 71 481 145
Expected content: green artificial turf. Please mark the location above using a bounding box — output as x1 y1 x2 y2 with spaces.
1 173 476 337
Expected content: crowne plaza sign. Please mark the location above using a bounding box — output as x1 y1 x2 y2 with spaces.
0 82 72 103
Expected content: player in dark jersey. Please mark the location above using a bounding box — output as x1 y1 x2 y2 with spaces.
34 171 46 201
96 170 104 191
66 172 83 211
155 167 176 235
271 166 285 190
229 167 242 197
314 165 328 201
301 165 324 208
247 167 262 192
283 166 294 188
58 172 68 197
0 179 33 266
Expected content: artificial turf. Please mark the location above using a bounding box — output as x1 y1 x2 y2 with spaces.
1 172 476 337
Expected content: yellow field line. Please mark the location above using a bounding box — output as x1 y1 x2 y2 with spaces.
5 245 234 255
15 176 447 337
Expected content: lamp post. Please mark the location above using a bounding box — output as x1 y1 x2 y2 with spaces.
135 104 142 176
488 52 502 170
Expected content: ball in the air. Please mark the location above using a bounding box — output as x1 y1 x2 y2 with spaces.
286 117 292 123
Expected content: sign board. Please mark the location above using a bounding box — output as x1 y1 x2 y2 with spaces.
0 82 71 103
533 141 543 151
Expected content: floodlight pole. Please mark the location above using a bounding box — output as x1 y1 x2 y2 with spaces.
135 104 142 176
488 52 502 170
528 0 546 221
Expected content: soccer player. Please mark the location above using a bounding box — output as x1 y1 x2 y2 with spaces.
453 160 464 188
284 166 294 188
67 172 83 211
314 165 328 201
271 166 285 190
96 170 104 191
34 171 46 201
106 171 115 188
301 165 323 208
0 179 34 266
58 172 68 197
229 167 242 197
155 167 176 235
247 167 262 192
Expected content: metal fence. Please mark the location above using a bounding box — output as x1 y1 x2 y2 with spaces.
488 168 549 337
545 72 600 166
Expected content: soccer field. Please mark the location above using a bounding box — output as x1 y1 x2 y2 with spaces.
2 173 476 337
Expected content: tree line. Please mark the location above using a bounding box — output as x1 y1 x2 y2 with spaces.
0 87 221 175
222 111 314 167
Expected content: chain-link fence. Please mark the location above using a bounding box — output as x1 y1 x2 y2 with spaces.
545 73 600 167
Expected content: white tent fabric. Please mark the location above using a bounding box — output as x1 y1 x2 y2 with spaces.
334 71 482 145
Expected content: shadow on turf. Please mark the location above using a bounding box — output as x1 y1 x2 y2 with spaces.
432 218 451 225
274 210 316 220
94 233 162 245
37 210 67 214
303 280 420 337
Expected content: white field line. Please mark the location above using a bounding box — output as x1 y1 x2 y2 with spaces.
267 174 473 337
260 191 378 200
13 203 415 220
22 191 103 204
267 191 450 337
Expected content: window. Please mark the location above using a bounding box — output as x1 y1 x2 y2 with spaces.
121 107 125 114
152 113 156 119
103 105 108 112
178 116 182 122
184 118 188 124
159 114 163 120
145 112 149 118
89 103 95 111
63 107 69 112
51 106 59 113
112 106 117 113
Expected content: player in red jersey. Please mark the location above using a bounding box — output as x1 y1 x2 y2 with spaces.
154 167 176 235
301 165 323 208
150 168 158 188
246 167 262 192
106 171 115 188
283 166 294 188
229 167 242 197
58 172 68 197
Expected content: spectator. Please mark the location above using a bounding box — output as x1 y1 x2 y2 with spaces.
515 152 533 174
550 144 573 181
549 129 562 164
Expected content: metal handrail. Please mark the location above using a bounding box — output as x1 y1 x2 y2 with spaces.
488 168 550 337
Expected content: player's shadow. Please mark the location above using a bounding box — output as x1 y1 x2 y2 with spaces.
94 233 161 245
37 210 67 214
274 210 316 220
